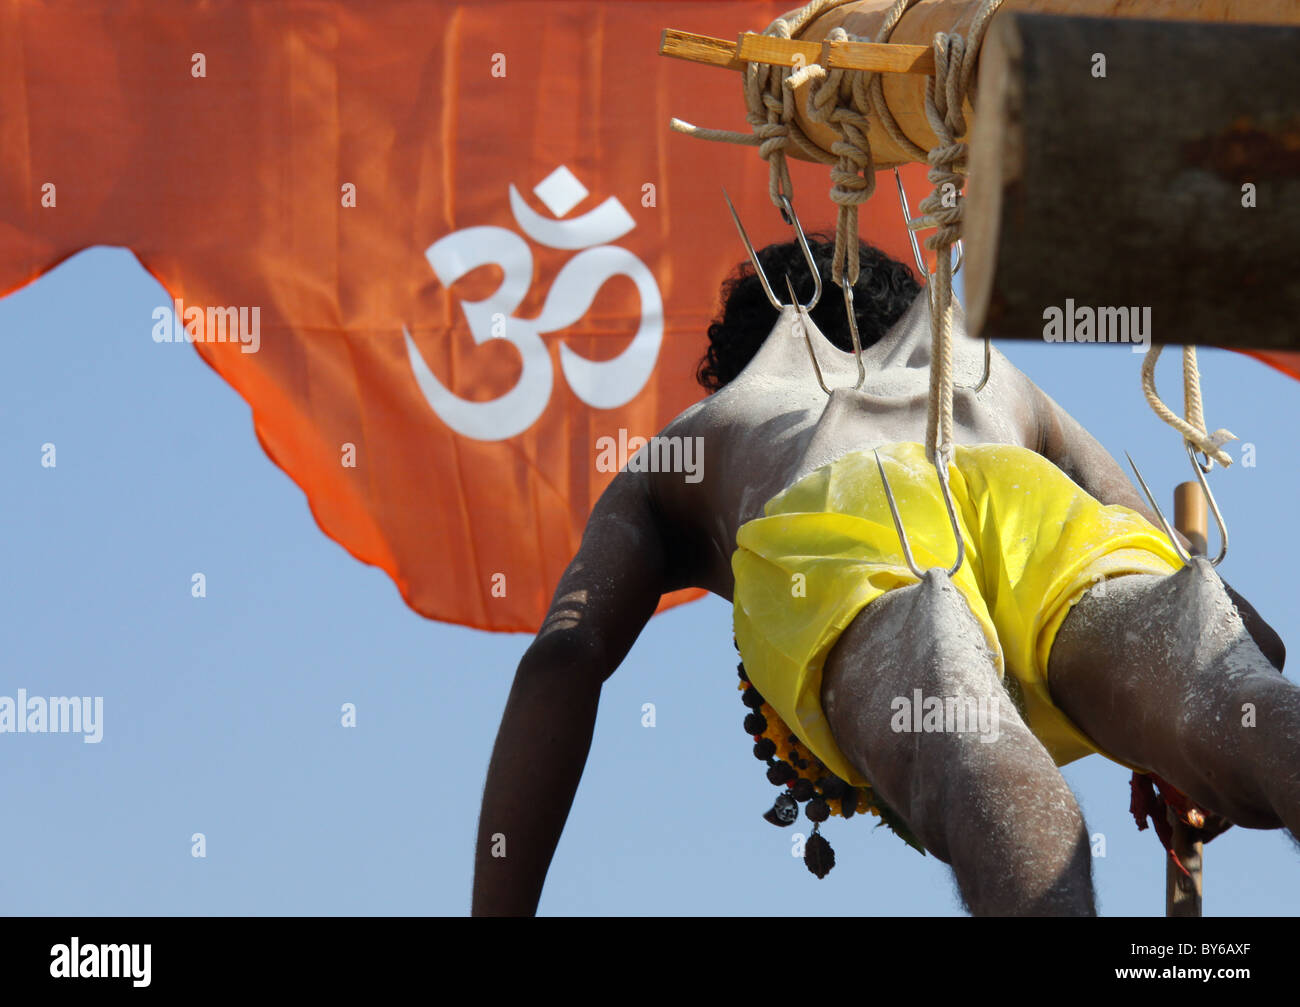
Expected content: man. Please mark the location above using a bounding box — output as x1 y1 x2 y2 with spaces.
471 236 1292 916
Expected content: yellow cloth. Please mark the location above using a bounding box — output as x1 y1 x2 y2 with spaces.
732 442 1182 788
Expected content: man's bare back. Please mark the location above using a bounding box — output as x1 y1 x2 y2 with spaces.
471 252 1292 917
649 292 1100 600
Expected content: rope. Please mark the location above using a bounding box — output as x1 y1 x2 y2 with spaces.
801 29 875 286
669 0 928 285
800 0 926 286
670 1 857 213
1141 346 1237 468
864 0 929 165
912 1 1004 466
670 0 1007 464
780 0 1002 463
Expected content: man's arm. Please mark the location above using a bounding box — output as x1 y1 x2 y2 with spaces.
1031 381 1170 525
471 470 674 916
1031 383 1284 670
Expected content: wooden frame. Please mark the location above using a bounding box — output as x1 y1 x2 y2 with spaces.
660 29 936 76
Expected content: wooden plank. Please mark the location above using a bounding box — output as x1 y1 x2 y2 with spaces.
735 32 822 68
661 28 936 76
824 39 935 75
659 29 744 71
964 13 1300 350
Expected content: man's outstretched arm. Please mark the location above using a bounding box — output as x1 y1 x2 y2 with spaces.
471 470 674 916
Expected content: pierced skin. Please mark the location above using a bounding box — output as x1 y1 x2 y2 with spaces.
822 571 1098 916
471 293 1289 916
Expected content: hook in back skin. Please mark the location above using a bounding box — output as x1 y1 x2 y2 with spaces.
724 187 868 391
786 273 831 396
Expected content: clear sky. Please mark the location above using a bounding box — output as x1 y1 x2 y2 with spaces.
2 243 1298 917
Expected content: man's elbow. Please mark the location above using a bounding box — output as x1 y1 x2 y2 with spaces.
516 629 610 689
1223 583 1285 672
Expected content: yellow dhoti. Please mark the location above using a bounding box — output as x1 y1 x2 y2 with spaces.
732 442 1182 788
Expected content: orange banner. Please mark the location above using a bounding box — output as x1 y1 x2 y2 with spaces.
0 1 929 631
1246 351 1300 382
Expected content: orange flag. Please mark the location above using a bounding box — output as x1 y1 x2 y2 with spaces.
1246 351 1300 382
0 1 928 631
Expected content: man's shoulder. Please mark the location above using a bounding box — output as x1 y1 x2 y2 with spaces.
659 393 713 436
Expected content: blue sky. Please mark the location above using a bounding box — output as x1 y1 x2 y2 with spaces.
2 244 1298 916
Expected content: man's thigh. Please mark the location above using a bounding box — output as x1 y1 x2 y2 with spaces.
820 570 1077 861
1047 564 1290 826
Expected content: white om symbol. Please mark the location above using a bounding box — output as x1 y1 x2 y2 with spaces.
404 166 664 441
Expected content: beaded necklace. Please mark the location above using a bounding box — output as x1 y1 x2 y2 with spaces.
736 653 924 877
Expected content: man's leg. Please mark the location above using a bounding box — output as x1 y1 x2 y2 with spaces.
821 569 1096 916
1049 559 1300 834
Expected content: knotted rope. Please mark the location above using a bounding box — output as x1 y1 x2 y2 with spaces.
671 0 1005 465
1141 346 1237 468
669 1 854 212
795 29 875 287
908 1 1004 465
671 0 926 288
793 0 931 286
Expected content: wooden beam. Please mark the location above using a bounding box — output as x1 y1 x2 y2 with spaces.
663 1 1300 167
824 39 935 75
964 13 1300 350
734 32 822 69
659 29 745 72
659 28 936 76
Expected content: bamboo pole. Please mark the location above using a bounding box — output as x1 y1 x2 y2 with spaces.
1168 482 1207 917
661 0 1300 166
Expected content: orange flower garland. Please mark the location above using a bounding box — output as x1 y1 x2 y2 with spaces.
739 678 875 820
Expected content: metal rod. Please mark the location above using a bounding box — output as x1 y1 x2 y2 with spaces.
787 274 831 396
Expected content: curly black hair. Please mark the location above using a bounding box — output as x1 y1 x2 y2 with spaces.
697 234 921 391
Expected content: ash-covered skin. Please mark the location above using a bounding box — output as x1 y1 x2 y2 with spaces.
823 571 1097 916
479 289 1290 918
1050 561 1300 835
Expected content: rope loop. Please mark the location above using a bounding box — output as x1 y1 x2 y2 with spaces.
1141 346 1237 468
670 0 1007 464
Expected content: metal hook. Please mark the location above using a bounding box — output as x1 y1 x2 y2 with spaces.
893 167 928 281
1183 440 1229 566
725 184 864 395
840 281 867 391
785 274 831 396
722 188 822 312
971 335 991 393
1124 444 1229 567
785 272 867 395
893 168 987 393
873 448 966 579
892 167 964 279
1124 450 1190 565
